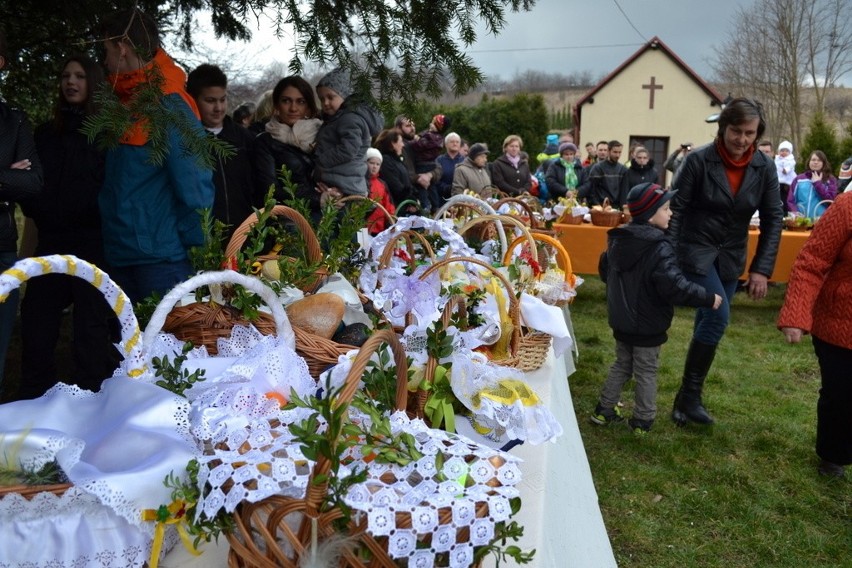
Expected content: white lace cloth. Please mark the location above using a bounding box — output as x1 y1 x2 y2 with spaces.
449 352 563 446
194 415 313 520
141 326 317 444
137 327 319 520
344 412 521 567
358 216 479 318
0 378 195 567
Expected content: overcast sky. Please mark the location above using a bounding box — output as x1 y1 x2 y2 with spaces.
467 0 743 82
179 0 750 84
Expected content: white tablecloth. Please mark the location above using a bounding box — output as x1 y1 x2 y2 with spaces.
163 348 616 568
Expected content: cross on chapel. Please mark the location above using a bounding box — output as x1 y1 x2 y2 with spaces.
642 76 663 109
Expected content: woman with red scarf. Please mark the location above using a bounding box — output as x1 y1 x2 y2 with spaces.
667 98 783 427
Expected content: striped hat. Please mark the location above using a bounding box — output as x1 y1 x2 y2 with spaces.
627 182 676 224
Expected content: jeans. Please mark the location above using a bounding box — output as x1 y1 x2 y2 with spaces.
0 251 18 390
683 265 739 345
107 259 194 306
599 340 661 421
812 336 852 466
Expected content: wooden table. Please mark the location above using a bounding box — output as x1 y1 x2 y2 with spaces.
553 222 810 283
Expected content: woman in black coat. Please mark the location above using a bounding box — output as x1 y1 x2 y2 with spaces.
490 134 531 196
375 128 416 207
253 76 322 219
667 98 783 426
18 55 119 398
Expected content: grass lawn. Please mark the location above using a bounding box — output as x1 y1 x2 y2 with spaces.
569 276 850 567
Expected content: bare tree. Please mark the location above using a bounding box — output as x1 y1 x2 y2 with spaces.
710 0 852 150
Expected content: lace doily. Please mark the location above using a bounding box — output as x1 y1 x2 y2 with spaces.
343 412 521 567
140 326 317 443
449 352 563 445
194 416 314 519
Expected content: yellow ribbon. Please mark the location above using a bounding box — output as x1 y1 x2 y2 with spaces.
141 499 201 568
487 279 513 360
477 379 541 407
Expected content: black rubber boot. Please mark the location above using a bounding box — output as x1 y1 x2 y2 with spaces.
672 340 717 426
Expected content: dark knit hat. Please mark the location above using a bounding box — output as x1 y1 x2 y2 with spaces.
469 143 489 160
433 114 451 133
316 67 353 100
627 182 676 224
558 142 578 155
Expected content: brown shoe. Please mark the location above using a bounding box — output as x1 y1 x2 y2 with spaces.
817 459 845 478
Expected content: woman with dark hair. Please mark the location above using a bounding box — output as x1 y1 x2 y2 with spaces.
667 97 784 426
18 55 119 398
374 128 416 206
253 76 322 214
786 150 838 218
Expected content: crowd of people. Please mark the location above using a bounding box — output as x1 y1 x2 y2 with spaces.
0 9 848 479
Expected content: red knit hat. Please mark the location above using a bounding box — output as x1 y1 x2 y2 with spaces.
432 114 451 133
627 182 677 223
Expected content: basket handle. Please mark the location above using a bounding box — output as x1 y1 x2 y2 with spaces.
0 255 146 377
493 197 539 229
142 270 295 351
418 256 520 357
433 194 508 254
457 214 535 261
335 194 397 225
303 329 408 513
432 193 497 219
224 205 323 265
376 229 436 271
815 199 833 219
503 232 576 285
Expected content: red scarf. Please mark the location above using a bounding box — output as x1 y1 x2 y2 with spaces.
108 49 199 146
716 138 754 196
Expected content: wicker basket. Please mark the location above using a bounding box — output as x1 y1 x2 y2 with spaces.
784 218 811 232
457 214 536 261
225 330 406 568
503 232 576 306
0 255 149 561
494 196 536 223
146 270 294 353
418 257 522 369
224 205 327 293
589 198 625 227
558 210 585 225
153 270 365 377
433 194 508 253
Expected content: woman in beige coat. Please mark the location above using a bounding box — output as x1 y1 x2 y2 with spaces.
452 143 493 197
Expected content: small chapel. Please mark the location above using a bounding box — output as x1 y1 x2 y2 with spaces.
573 36 724 186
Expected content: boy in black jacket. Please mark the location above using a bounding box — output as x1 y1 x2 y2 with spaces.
187 64 259 240
592 183 722 433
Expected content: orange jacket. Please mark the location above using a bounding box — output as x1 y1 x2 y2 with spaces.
777 192 852 349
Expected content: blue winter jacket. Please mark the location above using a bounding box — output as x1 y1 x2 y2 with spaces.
99 94 214 267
